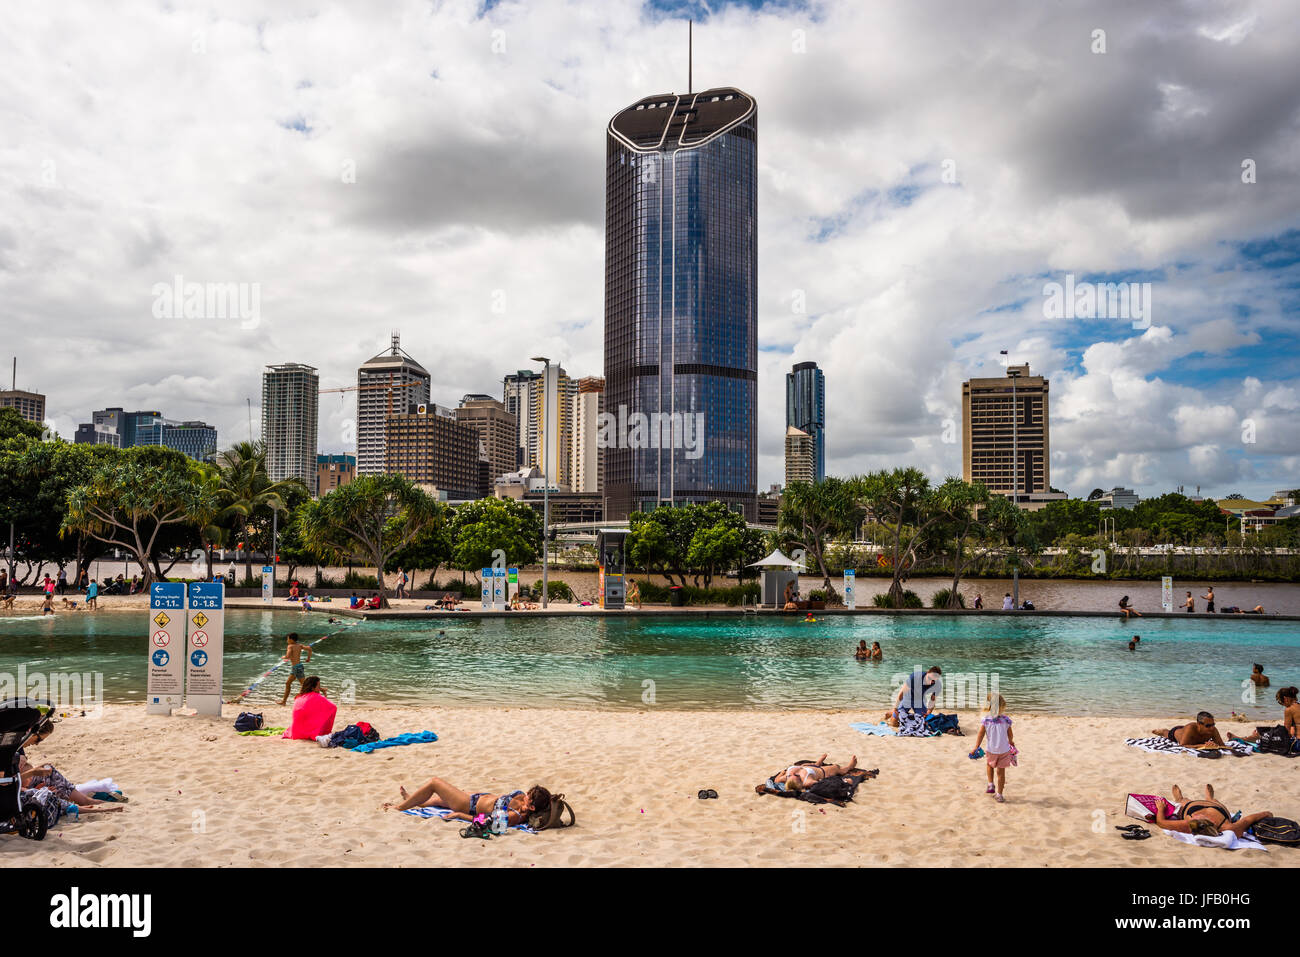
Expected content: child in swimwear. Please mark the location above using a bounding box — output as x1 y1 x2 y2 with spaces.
970 694 1016 803
278 632 313 705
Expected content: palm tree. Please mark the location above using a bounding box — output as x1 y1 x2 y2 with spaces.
777 478 862 592
188 462 229 581
211 441 307 585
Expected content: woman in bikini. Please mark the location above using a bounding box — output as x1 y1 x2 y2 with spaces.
758 754 858 793
1231 686 1300 748
1151 783 1272 839
382 775 550 825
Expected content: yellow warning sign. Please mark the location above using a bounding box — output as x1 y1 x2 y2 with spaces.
191 612 209 628
153 612 170 627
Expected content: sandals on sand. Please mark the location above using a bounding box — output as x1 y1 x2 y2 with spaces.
1116 824 1152 840
697 789 719 800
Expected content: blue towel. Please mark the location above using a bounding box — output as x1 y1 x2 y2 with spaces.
402 805 535 833
351 730 438 753
850 721 897 737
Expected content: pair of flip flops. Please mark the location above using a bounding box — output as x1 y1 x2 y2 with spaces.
1116 824 1152 840
697 789 719 800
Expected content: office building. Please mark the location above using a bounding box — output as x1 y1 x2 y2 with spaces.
385 403 479 500
357 332 431 475
604 86 758 520
262 363 319 493
962 364 1060 509
784 426 815 486
1096 487 1140 510
786 361 825 482
135 419 218 461
73 423 121 446
316 453 356 496
454 395 518 491
0 390 45 425
74 408 166 448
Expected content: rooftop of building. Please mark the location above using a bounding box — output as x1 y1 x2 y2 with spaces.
609 87 755 153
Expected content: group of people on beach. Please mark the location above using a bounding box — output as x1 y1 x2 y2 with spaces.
1121 586 1266 617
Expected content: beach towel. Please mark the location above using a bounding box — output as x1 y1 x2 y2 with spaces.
895 711 934 737
283 692 336 740
239 726 286 736
1123 736 1252 757
350 731 438 753
401 805 535 833
849 721 897 737
1161 829 1267 851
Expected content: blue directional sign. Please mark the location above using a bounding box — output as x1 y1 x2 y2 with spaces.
150 582 185 609
189 581 224 609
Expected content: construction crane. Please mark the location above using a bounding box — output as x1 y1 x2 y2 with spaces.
318 374 421 421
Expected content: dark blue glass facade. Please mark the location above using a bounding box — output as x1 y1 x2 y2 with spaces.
604 88 758 520
786 362 825 482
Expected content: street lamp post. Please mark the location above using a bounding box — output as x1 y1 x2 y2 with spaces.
531 356 551 609
1001 351 1020 609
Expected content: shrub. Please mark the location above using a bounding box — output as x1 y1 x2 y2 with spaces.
874 590 924 609
342 571 379 590
545 580 575 602
931 588 966 609
872 593 893 608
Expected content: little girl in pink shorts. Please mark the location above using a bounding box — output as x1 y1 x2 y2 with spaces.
971 694 1017 803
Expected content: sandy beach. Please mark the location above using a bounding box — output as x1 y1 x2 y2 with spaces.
4 704 1296 867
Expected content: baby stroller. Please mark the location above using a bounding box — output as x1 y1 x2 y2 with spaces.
0 699 51 841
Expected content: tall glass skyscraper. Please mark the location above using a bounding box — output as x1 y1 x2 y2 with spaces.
786 361 825 482
604 87 758 520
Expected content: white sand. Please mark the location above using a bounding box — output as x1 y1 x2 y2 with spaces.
3 705 1296 867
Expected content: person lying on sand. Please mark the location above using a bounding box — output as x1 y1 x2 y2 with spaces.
18 718 123 812
757 754 858 793
1151 711 1226 748
382 776 550 825
1150 783 1272 839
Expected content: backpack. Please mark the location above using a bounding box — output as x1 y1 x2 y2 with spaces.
1256 726 1295 756
528 793 576 831
234 712 263 732
807 774 861 804
1251 816 1300 845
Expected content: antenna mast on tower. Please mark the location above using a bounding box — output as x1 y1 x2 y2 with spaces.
688 19 693 93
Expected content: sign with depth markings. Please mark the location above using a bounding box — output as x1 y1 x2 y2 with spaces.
146 582 187 714
186 581 225 715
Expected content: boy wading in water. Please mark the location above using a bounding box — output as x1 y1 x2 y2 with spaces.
279 632 313 705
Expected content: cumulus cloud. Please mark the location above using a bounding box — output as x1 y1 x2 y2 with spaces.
1 0 1297 499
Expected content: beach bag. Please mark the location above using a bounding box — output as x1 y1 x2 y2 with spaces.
234 712 264 733
1251 817 1300 846
528 793 576 831
807 774 860 803
1256 726 1294 756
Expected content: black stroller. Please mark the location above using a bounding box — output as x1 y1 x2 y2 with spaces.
0 699 51 841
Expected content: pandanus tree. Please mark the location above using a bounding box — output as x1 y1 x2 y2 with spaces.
853 467 943 608
297 473 438 607
777 478 862 592
932 478 991 607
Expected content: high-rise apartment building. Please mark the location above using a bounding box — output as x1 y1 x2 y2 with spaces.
357 333 430 475
962 364 1057 507
784 426 815 486
502 370 540 469
454 395 517 491
262 363 319 493
786 361 825 482
571 376 604 494
385 403 479 500
316 453 356 496
604 87 758 520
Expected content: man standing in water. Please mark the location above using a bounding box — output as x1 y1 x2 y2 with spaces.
278 632 313 705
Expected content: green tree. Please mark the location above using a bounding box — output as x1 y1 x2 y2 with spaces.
777 478 862 591
211 441 307 583
297 474 439 606
387 504 454 582
63 447 213 584
445 497 540 574
931 477 991 607
854 467 943 607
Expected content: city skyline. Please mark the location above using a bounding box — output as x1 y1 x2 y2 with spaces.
4 0 1298 500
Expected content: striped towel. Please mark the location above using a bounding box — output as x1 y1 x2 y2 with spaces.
402 805 535 833
1124 736 1253 757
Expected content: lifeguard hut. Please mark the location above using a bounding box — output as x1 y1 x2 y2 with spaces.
748 548 804 608
596 529 628 609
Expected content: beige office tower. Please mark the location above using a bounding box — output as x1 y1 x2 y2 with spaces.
784 426 815 486
0 390 45 424
454 395 518 486
356 332 431 475
962 364 1054 506
530 365 576 490
571 376 604 494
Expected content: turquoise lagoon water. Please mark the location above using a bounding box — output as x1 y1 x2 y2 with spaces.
0 610 1297 716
